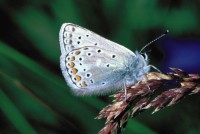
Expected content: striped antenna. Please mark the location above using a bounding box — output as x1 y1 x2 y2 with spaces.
140 30 169 53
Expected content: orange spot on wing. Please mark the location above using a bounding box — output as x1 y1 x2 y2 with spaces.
72 68 78 74
69 62 75 68
75 75 81 81
75 51 80 55
71 56 75 61
81 81 87 87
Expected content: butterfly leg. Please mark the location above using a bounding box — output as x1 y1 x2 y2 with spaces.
148 65 161 73
123 81 127 101
144 75 151 92
141 68 151 92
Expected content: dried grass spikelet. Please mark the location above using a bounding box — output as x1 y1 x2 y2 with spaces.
96 68 200 134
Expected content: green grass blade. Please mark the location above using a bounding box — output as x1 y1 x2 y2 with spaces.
0 88 37 134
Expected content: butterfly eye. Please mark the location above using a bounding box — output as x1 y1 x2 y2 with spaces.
141 53 148 61
141 53 145 58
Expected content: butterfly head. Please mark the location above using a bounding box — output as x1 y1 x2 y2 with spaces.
126 51 150 84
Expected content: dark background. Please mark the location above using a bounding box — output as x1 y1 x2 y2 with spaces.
0 0 200 134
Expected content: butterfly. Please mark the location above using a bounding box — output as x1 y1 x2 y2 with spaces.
59 23 166 95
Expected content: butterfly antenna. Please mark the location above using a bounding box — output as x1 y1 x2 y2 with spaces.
140 30 169 53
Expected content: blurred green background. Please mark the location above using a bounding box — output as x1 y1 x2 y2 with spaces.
0 0 200 134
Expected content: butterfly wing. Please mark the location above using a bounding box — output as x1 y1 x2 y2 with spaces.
59 23 135 55
59 23 136 95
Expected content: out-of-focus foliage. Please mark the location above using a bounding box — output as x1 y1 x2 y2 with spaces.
0 0 200 134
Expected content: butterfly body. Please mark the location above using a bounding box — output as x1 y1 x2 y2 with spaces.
59 23 150 95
